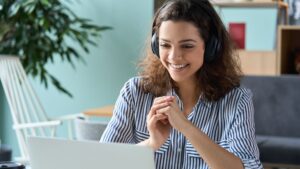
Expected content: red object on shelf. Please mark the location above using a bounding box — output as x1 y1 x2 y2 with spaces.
229 23 246 49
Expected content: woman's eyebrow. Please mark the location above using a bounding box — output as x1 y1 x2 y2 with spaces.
179 39 197 43
160 38 171 42
159 38 197 43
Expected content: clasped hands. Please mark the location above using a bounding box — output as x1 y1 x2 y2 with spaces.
146 96 190 150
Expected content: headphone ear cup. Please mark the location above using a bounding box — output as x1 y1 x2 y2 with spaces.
204 35 220 63
151 33 160 58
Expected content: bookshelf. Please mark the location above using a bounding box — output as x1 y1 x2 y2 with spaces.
277 26 300 74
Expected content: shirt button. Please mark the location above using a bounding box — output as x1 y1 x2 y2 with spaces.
177 147 182 152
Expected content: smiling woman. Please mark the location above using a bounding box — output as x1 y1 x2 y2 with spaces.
100 0 262 169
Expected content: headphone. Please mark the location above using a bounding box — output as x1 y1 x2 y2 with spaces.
151 0 221 63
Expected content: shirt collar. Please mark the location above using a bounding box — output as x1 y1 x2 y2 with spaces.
167 88 212 109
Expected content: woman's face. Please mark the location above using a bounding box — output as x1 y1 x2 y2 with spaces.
158 20 205 84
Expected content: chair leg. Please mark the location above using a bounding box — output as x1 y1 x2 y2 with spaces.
67 120 74 139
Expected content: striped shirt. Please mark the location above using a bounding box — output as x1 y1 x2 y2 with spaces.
100 77 263 169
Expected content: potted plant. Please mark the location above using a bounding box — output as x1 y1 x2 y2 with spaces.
0 0 112 97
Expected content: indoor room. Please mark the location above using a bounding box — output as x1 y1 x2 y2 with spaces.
1 0 300 169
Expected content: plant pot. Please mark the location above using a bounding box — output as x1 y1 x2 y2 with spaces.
0 145 12 162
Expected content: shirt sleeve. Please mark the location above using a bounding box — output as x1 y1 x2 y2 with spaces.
100 79 136 144
228 90 263 169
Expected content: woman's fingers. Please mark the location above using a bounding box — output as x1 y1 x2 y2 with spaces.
150 96 174 115
149 101 171 116
150 96 175 114
148 96 174 125
156 105 172 115
153 96 174 105
148 113 168 127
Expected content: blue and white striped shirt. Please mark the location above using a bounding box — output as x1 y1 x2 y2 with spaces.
100 77 263 169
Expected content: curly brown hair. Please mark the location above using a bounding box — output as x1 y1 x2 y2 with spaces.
138 0 242 101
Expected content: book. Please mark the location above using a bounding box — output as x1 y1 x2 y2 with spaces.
229 22 246 49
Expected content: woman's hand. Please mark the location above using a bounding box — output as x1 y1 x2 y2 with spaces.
156 96 190 133
146 96 173 150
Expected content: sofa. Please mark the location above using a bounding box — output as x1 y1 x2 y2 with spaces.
241 75 300 167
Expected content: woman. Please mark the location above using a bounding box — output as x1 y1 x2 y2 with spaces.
100 0 262 168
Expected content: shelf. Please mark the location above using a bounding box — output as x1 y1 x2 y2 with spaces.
212 1 288 8
277 26 300 74
238 50 277 75
277 25 300 30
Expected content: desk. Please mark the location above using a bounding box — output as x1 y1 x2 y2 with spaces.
82 105 114 117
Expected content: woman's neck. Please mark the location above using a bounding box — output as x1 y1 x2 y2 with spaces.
176 80 200 115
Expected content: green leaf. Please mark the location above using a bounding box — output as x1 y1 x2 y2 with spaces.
22 0 36 6
40 0 50 7
8 2 21 17
49 74 73 98
23 3 36 14
95 26 113 31
0 0 3 10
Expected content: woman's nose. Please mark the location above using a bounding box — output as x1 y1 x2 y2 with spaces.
169 47 182 60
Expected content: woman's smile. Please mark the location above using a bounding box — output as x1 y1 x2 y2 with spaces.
168 63 190 71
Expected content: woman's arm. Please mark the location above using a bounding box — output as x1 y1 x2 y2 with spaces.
156 97 243 169
157 92 262 169
181 121 244 169
159 99 244 169
100 79 136 143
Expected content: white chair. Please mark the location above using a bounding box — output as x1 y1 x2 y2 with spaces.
74 117 108 141
0 56 82 163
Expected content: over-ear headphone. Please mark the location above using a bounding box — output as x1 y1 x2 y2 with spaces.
150 0 221 63
151 32 159 58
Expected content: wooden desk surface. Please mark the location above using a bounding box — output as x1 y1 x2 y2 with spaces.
82 105 114 117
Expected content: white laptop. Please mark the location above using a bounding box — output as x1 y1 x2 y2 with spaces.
27 136 155 169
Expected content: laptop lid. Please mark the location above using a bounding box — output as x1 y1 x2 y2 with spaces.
27 137 155 169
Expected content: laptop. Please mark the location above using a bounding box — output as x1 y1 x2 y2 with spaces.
27 137 155 169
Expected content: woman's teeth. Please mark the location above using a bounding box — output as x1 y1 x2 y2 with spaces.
170 64 188 69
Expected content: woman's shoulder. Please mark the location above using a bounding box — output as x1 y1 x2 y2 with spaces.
123 76 143 88
234 86 252 99
121 76 148 95
231 85 252 95
120 76 154 104
216 86 252 105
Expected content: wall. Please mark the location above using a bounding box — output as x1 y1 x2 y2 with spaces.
0 0 153 158
216 7 278 50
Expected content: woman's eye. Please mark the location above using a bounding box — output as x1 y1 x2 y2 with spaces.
159 43 170 48
182 44 194 49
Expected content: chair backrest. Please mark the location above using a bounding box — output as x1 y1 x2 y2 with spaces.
74 117 108 141
0 56 54 162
